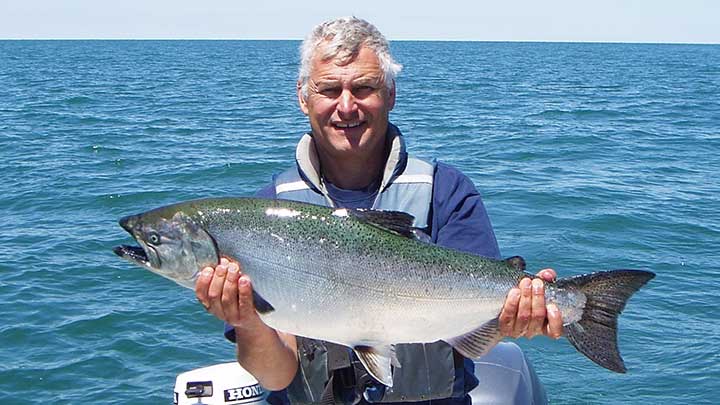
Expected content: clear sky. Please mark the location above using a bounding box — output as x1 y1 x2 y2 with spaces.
1 0 718 43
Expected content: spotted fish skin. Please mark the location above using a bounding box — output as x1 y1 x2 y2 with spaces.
114 197 655 385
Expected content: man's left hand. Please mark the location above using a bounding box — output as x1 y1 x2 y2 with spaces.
499 269 563 339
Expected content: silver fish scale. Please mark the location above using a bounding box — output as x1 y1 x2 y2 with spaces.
117 197 655 377
198 199 525 345
545 285 586 325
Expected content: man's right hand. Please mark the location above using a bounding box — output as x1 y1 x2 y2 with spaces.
195 257 263 330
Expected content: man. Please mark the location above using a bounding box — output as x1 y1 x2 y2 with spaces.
195 17 561 404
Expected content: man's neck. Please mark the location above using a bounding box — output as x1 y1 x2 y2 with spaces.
319 149 387 189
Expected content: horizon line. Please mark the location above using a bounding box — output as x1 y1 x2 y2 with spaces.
1 38 718 45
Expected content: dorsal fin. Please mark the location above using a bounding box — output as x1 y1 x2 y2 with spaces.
504 256 526 272
350 209 417 238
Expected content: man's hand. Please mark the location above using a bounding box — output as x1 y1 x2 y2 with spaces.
195 257 299 391
499 269 563 339
195 257 263 330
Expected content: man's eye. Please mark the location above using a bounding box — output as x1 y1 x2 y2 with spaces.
319 88 341 97
353 85 375 97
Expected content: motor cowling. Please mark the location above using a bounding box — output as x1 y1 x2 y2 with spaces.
174 362 269 405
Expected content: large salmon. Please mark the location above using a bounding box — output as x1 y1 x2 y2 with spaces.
114 197 654 386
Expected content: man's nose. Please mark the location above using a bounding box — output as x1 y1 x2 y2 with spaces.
337 89 358 116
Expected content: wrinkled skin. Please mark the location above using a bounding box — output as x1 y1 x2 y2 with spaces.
297 43 395 189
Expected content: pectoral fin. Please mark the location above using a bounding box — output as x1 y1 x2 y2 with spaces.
445 318 503 359
252 291 275 314
353 345 399 387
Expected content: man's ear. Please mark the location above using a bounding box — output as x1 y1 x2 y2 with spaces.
297 81 309 115
387 81 396 111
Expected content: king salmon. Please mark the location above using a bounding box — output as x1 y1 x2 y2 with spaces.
113 197 654 386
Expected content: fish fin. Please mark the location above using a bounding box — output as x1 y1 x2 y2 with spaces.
504 256 526 272
252 291 275 314
317 373 336 405
558 269 655 373
445 318 503 359
353 345 398 387
350 210 417 238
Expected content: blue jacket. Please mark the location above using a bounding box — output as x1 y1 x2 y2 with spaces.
226 124 501 404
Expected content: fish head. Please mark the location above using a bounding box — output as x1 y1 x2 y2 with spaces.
113 209 219 289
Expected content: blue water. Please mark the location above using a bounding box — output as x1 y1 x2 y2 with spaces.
1 40 719 403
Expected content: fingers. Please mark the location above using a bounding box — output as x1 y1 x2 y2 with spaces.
499 287 520 336
545 303 563 339
526 278 547 338
234 273 258 328
195 267 213 309
536 268 557 282
221 261 241 322
194 258 263 329
535 268 563 339
500 273 563 340
514 277 533 337
500 278 533 338
206 258 230 318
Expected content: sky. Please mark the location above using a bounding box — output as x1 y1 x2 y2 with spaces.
1 0 719 43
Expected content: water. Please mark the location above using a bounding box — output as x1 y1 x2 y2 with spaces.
1 40 718 403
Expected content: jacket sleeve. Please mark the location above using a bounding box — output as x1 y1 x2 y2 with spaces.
430 162 501 259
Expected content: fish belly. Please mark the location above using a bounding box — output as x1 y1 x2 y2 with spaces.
225 231 510 346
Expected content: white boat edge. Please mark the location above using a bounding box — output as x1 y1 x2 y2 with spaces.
173 342 547 404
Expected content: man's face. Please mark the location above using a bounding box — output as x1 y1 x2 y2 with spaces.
298 44 396 162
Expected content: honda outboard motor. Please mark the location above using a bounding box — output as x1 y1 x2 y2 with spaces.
174 362 269 405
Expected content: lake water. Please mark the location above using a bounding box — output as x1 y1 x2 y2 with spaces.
1 40 718 403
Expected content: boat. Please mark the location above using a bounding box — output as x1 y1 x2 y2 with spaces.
173 342 547 404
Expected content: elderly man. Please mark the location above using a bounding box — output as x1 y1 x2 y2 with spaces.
196 16 561 404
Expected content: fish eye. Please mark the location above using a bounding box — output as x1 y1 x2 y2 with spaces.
148 232 161 245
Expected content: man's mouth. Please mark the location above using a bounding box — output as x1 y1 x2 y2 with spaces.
333 121 364 129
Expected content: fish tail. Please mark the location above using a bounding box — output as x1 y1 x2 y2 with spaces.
556 269 655 373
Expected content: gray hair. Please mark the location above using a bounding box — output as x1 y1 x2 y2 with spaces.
298 16 403 98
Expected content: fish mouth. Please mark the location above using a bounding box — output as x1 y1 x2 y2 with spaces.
115 214 150 267
115 214 160 269
113 244 150 267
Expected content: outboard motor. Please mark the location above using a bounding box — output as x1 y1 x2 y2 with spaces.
174 362 269 405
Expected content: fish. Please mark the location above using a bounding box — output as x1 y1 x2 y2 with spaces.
113 197 655 386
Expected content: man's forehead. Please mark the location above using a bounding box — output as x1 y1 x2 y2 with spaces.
312 74 383 84
309 45 383 79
